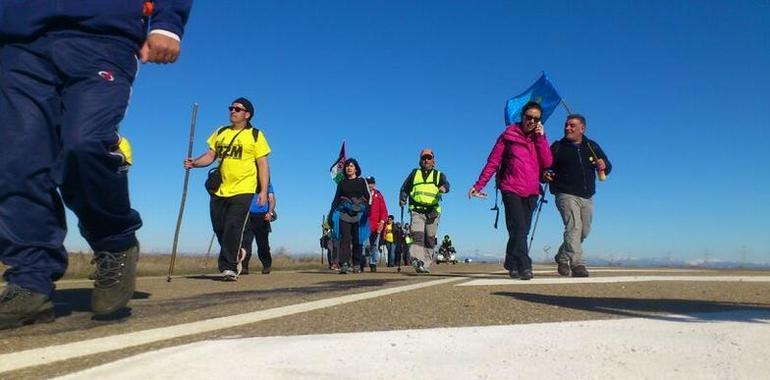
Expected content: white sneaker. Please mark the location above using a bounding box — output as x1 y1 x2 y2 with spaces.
222 270 238 281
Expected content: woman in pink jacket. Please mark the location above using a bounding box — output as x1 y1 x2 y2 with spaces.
468 101 553 280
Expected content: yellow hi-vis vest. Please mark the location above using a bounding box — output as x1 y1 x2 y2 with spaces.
409 169 442 213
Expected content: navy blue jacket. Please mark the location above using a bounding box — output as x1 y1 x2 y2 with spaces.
0 0 191 49
548 137 612 199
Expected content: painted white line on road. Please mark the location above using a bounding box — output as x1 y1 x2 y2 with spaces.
459 275 770 286
55 310 770 380
0 277 462 374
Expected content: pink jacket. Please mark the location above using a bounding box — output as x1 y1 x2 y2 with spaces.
368 189 388 233
473 124 553 197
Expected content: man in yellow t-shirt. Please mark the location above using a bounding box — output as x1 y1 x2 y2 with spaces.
184 97 271 281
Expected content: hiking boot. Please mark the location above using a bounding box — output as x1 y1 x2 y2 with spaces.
352 265 361 274
508 269 519 279
571 265 589 278
339 263 349 274
0 284 55 330
519 269 533 280
222 270 238 281
91 244 139 316
557 262 571 276
554 253 571 276
261 266 271 275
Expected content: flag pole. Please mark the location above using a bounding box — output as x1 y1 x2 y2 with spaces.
560 99 573 114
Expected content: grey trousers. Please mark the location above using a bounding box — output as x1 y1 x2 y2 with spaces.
408 211 440 269
555 193 593 266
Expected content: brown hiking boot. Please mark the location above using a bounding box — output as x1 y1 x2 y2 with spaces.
571 265 589 278
0 284 54 330
91 243 139 316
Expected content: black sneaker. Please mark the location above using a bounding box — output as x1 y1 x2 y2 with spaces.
339 263 349 274
91 243 139 316
508 269 519 279
519 269 533 280
571 265 590 278
0 284 55 330
261 266 271 275
369 264 377 272
241 268 250 275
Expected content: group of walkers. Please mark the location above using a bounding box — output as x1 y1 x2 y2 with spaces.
0 3 611 331
325 148 449 274
322 213 414 272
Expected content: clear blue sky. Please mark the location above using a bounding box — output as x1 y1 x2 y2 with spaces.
63 0 770 264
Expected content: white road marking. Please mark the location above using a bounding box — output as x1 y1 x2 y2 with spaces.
55 310 770 380
0 277 462 374
459 275 770 286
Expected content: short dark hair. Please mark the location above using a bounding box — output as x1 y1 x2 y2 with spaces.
567 113 586 126
387 215 394 219
343 158 362 177
521 101 543 122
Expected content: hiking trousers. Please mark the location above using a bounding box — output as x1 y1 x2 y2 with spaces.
501 192 538 272
241 213 272 270
210 194 252 272
408 211 440 269
0 32 141 296
555 193 593 266
338 220 363 268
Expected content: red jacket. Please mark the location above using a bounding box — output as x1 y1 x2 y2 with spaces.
473 124 553 197
368 189 388 233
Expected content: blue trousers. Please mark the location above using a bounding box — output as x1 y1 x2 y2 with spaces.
0 32 141 295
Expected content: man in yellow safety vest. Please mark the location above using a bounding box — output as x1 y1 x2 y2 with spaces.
398 148 450 273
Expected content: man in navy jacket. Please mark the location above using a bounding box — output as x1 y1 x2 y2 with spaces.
0 1 192 330
544 114 612 278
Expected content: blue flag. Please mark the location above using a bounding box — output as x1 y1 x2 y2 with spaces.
505 72 562 125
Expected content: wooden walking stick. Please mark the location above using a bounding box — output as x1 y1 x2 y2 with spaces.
167 102 199 282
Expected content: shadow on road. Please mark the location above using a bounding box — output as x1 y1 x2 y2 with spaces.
53 290 150 317
493 291 770 323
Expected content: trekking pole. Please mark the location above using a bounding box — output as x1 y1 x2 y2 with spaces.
527 183 549 253
167 102 199 282
321 214 325 265
201 232 215 269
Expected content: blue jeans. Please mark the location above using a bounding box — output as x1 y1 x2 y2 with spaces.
385 242 395 266
367 232 380 265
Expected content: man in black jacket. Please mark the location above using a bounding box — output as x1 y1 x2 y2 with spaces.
543 114 612 277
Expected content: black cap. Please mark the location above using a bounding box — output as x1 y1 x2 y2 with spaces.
232 97 254 120
366 176 375 184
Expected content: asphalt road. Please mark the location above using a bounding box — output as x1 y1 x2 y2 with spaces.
2 264 770 379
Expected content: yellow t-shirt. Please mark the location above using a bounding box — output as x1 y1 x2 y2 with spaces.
384 222 394 243
206 126 271 197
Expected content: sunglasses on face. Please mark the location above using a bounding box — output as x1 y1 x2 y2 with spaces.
421 155 434 160
229 106 248 113
523 115 541 123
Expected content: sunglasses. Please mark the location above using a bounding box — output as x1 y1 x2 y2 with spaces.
229 106 248 113
523 114 541 123
421 155 434 160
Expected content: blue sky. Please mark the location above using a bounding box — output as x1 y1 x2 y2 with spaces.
62 0 770 264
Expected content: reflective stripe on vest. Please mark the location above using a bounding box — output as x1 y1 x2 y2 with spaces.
409 169 441 213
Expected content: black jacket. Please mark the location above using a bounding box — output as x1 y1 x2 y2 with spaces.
548 137 612 198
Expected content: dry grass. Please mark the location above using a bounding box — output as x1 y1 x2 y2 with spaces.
0 252 326 280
